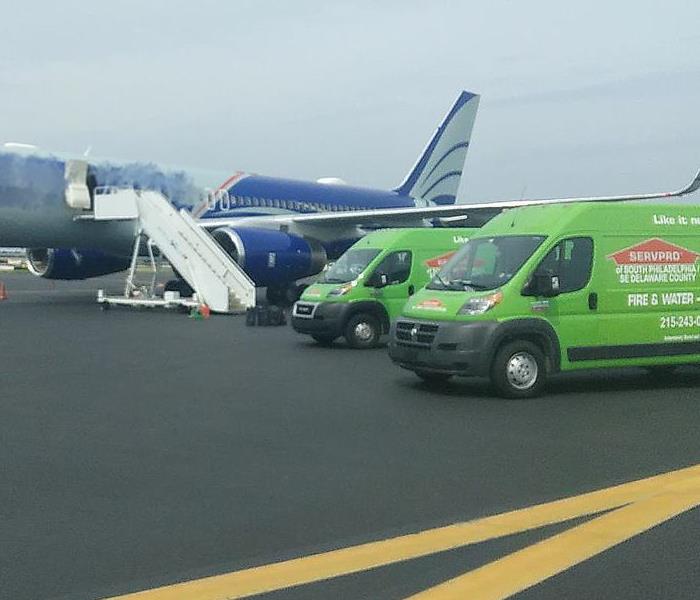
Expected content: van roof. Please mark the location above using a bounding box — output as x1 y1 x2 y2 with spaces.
351 227 473 248
477 202 700 237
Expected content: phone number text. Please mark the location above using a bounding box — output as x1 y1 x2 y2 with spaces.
660 315 700 329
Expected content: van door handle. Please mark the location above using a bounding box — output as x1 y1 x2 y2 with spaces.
588 292 598 310
408 285 415 296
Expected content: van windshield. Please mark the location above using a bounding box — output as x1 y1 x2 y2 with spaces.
427 235 546 292
319 248 382 283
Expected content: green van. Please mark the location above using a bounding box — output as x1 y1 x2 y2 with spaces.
291 228 471 348
388 202 700 398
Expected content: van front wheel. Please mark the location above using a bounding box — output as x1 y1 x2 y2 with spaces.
345 313 381 349
491 341 546 399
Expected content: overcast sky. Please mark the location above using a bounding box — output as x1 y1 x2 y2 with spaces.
0 0 698 202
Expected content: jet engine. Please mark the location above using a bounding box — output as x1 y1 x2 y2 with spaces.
211 227 327 287
26 248 130 280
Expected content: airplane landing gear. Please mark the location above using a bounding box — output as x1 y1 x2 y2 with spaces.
266 283 307 306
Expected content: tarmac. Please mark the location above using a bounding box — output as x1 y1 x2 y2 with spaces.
2 271 700 600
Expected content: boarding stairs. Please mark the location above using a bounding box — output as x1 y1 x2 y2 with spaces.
93 187 255 313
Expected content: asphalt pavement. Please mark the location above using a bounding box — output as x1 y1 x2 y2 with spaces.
2 271 700 600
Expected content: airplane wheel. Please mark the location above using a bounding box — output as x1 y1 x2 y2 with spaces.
266 286 283 305
283 284 303 305
267 284 303 306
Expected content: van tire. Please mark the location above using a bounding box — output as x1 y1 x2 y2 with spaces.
345 313 381 349
312 334 336 346
415 370 452 383
491 340 546 399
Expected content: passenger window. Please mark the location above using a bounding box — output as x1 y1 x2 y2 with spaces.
534 237 593 293
370 251 413 286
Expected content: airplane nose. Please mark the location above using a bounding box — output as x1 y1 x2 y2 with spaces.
0 148 65 209
0 149 68 247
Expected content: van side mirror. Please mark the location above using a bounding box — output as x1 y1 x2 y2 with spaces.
524 271 560 297
367 272 388 288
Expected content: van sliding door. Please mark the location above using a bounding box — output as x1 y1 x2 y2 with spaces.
574 234 700 366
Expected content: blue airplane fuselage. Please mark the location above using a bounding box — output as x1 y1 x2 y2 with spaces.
200 173 415 220
0 151 415 251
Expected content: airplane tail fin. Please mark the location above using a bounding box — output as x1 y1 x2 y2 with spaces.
394 91 479 205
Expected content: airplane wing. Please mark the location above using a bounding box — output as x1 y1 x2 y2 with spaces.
200 167 700 230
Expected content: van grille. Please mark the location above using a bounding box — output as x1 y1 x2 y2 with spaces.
295 303 314 316
292 302 318 318
395 321 439 347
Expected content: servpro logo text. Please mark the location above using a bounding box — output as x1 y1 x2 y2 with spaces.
424 251 455 278
414 298 447 312
608 239 699 285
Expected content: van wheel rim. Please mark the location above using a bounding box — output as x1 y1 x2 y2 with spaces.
354 322 373 341
506 352 538 390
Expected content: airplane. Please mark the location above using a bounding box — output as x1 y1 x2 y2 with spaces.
1 90 698 304
0 91 482 303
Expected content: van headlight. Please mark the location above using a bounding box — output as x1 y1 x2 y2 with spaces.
458 290 503 315
328 283 353 296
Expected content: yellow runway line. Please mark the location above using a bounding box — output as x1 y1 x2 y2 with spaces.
409 475 700 599
105 463 700 600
